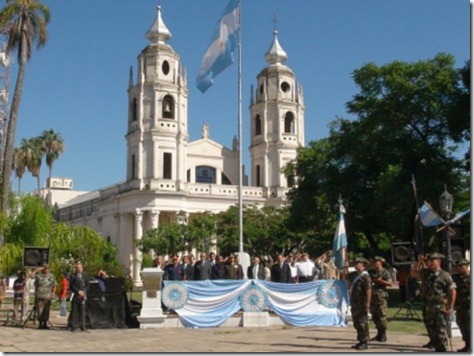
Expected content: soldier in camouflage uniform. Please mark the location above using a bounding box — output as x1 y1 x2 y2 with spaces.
29 263 57 329
416 252 456 352
350 257 372 350
369 256 393 342
451 258 470 352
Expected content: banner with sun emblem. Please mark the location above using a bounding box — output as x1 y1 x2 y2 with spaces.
162 279 348 328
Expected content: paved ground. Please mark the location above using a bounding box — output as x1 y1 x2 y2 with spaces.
0 314 464 353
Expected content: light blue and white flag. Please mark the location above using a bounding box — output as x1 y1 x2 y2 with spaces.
162 280 348 328
332 204 348 270
196 0 240 93
420 201 445 227
446 208 470 226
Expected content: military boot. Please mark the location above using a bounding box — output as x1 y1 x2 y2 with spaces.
377 329 387 342
355 342 368 350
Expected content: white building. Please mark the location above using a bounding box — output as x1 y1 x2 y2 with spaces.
46 6 306 285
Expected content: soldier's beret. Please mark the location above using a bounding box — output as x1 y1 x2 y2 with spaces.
373 256 386 263
354 257 369 265
427 252 445 260
456 258 470 266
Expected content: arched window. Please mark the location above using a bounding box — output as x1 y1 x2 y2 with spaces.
196 166 216 184
255 114 262 136
162 95 174 119
284 112 295 134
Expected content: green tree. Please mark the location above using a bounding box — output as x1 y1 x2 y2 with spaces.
13 146 27 193
287 53 467 259
40 129 64 187
0 195 122 278
0 0 50 216
20 137 43 190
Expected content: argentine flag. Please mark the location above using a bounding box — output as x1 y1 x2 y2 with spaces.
332 204 348 270
420 202 444 227
196 0 240 93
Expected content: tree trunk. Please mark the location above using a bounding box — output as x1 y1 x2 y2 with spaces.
0 37 27 221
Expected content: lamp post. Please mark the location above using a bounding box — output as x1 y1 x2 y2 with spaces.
439 185 454 271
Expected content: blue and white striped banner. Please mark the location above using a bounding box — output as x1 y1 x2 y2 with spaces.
163 279 348 328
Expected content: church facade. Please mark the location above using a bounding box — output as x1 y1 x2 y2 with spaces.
52 6 305 285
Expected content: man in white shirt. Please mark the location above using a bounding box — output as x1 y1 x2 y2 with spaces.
296 253 315 283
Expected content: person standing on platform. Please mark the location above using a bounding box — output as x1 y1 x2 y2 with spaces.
194 253 212 280
163 256 184 281
247 257 265 280
369 256 393 343
296 253 315 283
350 257 371 350
225 255 244 280
270 254 292 283
28 263 57 329
69 262 89 332
451 258 470 352
211 255 226 280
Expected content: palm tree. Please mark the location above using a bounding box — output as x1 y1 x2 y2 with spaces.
0 0 50 215
40 129 64 188
13 146 27 193
23 137 43 190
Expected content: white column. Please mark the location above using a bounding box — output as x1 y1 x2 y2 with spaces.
133 208 143 286
150 209 160 229
149 209 160 258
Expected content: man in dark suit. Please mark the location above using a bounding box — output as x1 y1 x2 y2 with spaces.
247 257 266 280
211 255 226 280
69 262 89 331
271 254 292 283
184 255 195 281
193 253 212 280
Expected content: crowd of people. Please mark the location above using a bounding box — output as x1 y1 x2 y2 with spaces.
0 249 469 353
155 250 340 283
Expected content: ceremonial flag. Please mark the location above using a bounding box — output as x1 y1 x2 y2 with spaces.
420 202 444 227
446 208 470 226
332 204 348 270
196 0 240 93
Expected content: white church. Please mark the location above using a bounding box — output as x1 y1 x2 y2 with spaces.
45 5 306 285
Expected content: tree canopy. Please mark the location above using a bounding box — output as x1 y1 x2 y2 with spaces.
287 53 470 260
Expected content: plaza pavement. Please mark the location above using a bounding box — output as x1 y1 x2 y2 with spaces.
0 314 464 353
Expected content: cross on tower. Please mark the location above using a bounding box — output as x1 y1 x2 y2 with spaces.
271 13 279 32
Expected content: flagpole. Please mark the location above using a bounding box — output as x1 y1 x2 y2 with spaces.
237 0 243 253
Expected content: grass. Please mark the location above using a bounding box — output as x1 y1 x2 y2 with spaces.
380 289 426 335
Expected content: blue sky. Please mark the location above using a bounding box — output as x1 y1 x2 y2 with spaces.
11 0 470 193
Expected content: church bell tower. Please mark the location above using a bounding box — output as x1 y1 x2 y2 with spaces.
249 30 305 190
126 6 188 189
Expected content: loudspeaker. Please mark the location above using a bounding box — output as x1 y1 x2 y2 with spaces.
451 240 466 264
23 247 50 268
391 242 416 266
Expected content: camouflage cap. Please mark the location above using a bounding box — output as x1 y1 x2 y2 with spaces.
427 252 445 260
354 257 369 265
456 258 470 266
373 256 386 263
